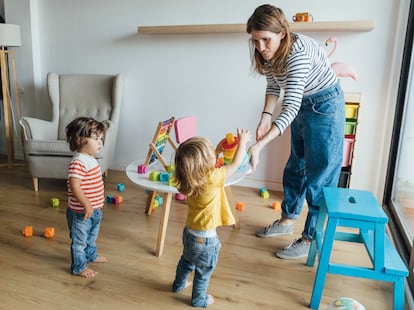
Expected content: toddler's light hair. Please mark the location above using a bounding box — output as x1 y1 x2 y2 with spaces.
174 136 215 197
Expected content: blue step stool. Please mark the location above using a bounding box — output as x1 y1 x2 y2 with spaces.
306 187 408 309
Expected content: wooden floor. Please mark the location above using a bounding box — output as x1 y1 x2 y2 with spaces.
0 166 397 309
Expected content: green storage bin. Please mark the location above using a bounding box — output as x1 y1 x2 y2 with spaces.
345 119 357 135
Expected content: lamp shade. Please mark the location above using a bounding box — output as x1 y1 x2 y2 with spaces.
0 24 21 47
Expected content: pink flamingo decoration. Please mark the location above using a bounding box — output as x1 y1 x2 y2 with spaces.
325 37 358 81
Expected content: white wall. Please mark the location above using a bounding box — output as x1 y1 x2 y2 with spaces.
2 0 409 198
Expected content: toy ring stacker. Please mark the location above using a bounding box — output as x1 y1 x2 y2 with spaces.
216 133 239 166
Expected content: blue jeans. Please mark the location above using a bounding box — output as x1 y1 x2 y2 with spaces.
66 208 102 274
281 82 345 240
172 227 221 308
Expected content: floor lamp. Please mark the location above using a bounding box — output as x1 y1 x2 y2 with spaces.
0 24 22 168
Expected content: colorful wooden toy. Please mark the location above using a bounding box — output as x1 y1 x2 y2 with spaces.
167 165 175 173
159 172 170 182
235 201 245 211
50 197 59 208
272 201 281 210
138 164 148 174
175 193 186 201
261 190 270 199
44 227 55 239
117 183 125 192
22 226 33 237
106 195 113 203
111 195 123 204
149 170 160 181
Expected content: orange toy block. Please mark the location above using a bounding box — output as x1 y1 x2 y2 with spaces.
22 226 33 237
44 227 55 239
272 201 281 210
235 201 245 211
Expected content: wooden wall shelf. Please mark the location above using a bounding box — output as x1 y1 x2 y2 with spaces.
137 20 375 34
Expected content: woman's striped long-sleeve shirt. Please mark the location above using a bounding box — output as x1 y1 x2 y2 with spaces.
265 33 338 135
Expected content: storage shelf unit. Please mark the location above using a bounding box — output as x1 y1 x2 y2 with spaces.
137 20 375 34
339 92 361 188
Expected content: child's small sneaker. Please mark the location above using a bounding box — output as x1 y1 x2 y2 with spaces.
276 238 310 260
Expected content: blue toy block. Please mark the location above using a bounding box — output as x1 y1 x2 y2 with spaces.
159 172 170 182
117 183 125 192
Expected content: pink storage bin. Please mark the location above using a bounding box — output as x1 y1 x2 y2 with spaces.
342 135 355 167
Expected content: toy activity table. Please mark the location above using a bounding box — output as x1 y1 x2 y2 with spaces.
126 160 250 257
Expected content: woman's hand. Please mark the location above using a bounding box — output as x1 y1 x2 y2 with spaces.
256 114 272 141
248 142 263 172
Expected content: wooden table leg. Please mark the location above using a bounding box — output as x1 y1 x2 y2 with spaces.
155 192 172 257
145 190 157 215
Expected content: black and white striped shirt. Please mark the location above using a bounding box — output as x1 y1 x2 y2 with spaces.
265 34 338 134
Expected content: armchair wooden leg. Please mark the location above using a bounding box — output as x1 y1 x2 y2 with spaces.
33 177 38 192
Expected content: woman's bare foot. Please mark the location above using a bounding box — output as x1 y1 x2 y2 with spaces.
93 256 108 263
78 267 97 278
207 295 214 305
184 280 192 289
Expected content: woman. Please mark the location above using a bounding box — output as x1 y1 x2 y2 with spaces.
247 4 345 260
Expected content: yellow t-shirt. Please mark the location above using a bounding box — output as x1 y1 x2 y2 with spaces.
186 167 236 230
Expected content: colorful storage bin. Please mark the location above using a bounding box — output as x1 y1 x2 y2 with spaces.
342 135 355 167
345 103 359 119
345 119 357 135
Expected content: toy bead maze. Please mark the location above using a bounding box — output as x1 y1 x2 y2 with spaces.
144 117 177 170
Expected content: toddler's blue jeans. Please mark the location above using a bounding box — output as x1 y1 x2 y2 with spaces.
66 208 102 275
173 227 221 308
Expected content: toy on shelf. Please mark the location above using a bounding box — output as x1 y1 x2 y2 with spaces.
22 226 33 237
50 197 59 208
216 132 239 165
44 227 55 239
292 12 313 22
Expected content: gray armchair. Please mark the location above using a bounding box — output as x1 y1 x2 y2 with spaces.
19 72 123 191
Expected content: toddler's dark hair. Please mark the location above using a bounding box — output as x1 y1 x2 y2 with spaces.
66 117 108 152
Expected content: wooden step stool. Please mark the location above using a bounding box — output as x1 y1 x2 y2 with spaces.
306 187 408 309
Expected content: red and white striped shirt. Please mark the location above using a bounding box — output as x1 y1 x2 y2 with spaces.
67 153 104 212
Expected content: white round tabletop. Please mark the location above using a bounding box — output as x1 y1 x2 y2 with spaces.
126 159 251 193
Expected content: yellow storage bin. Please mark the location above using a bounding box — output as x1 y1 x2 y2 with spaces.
345 103 359 118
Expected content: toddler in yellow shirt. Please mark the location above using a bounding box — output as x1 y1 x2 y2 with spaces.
172 129 251 308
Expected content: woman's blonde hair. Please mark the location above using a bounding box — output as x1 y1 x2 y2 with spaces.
246 4 296 75
174 136 215 197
